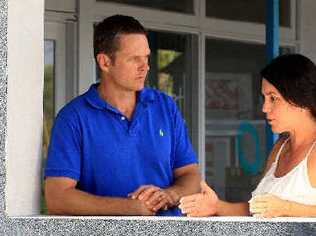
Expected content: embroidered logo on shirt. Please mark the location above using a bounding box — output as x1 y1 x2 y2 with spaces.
159 129 164 137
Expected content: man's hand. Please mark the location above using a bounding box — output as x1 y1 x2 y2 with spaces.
249 194 291 218
134 198 156 216
179 181 218 217
129 185 175 212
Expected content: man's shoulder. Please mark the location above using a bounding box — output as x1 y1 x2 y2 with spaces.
143 87 175 107
56 94 87 120
144 87 169 97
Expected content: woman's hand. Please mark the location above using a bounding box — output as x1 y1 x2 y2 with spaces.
179 181 218 217
249 193 291 218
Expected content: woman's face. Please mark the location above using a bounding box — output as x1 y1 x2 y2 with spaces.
261 78 305 133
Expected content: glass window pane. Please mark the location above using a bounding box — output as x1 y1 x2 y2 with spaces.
42 40 55 214
206 0 291 27
146 31 198 141
97 0 194 14
205 37 293 202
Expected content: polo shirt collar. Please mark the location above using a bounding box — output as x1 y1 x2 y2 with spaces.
138 87 155 105
85 83 155 111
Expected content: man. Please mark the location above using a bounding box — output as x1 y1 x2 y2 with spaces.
44 15 200 216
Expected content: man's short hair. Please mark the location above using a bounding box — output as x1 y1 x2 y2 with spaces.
94 15 147 61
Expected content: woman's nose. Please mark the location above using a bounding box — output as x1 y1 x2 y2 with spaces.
262 101 269 113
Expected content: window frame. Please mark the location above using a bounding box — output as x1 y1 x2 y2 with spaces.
77 0 298 179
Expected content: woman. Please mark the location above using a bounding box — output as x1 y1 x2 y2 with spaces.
179 54 316 218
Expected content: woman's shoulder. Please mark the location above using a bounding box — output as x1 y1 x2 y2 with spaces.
263 133 289 175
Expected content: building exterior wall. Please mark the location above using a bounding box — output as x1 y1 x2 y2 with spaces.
5 0 44 215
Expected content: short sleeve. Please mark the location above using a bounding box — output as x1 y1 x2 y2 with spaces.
44 113 81 181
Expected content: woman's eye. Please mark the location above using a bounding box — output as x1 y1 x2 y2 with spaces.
270 96 277 103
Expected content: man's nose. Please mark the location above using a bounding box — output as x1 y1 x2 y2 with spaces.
139 60 149 71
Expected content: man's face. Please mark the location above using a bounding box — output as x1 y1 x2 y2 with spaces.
106 34 150 92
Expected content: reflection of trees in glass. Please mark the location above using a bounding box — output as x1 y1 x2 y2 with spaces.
43 65 54 160
157 49 181 97
41 64 54 214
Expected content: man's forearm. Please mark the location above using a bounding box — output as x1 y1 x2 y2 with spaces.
165 165 201 205
46 187 152 216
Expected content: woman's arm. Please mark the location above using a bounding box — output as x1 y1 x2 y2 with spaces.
216 200 249 216
179 181 249 216
250 194 316 217
178 135 288 217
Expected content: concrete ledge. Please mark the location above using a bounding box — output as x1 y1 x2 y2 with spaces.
1 216 316 235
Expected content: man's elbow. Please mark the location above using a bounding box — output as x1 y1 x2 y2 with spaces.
45 190 66 215
44 184 69 215
44 177 78 215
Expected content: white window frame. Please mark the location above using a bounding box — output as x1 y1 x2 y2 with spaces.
45 0 76 13
77 0 298 179
44 21 66 114
45 10 78 110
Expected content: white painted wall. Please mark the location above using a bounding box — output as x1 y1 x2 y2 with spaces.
6 0 44 215
299 0 316 63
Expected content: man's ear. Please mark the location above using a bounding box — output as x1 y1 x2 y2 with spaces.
96 53 112 72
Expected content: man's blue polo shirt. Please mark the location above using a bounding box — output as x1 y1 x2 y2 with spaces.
45 83 197 216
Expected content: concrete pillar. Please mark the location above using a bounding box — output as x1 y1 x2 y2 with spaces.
5 0 44 215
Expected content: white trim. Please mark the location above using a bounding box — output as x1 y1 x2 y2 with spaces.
89 1 297 49
90 0 297 47
295 0 303 53
198 32 206 179
93 2 199 28
194 0 202 17
201 18 295 45
65 21 78 100
45 0 76 13
45 11 76 23
206 120 266 125
78 0 95 94
289 0 297 34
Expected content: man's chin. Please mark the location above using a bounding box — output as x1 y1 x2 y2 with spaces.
135 84 145 91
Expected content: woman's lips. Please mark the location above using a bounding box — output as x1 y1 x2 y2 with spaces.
267 119 274 124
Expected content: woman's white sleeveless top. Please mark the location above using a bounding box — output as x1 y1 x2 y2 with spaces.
252 138 316 205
